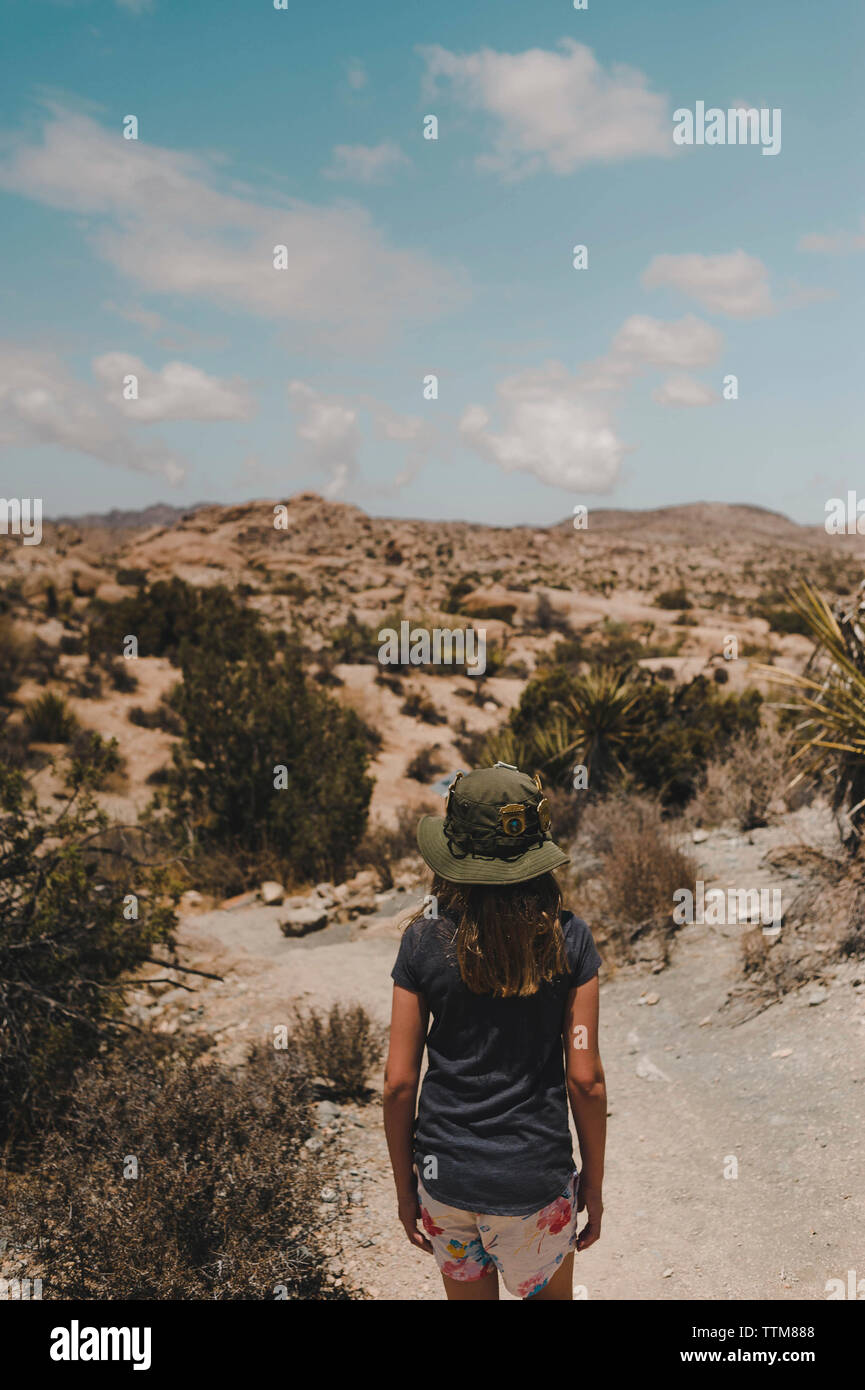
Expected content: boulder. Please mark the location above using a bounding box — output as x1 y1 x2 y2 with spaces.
259 880 285 905
280 905 329 937
219 890 258 911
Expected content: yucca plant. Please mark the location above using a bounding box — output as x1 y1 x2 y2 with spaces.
755 579 865 837
480 725 529 769
532 666 645 790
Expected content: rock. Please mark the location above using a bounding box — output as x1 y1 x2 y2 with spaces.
320 1188 338 1203
280 906 329 936
349 1190 364 1205
698 1016 712 1028
771 1047 793 1059
805 986 828 1006
662 1268 674 1278
347 898 377 917
220 890 258 911
316 1100 341 1125
636 1055 671 1083
692 829 709 843
303 1137 323 1154
643 992 660 1006
344 869 379 896
259 880 285 905
179 890 204 912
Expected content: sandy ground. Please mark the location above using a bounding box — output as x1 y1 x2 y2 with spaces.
155 809 865 1302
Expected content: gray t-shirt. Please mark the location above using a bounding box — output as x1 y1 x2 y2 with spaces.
391 910 601 1216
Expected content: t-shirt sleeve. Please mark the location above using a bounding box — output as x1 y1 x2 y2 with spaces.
565 914 602 988
391 921 423 993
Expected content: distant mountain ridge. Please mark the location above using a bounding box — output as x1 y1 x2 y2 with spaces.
51 502 212 530
50 494 819 540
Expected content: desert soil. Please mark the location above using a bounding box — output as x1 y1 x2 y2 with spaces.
145 804 865 1302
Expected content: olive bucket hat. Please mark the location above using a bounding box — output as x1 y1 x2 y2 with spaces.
416 763 570 885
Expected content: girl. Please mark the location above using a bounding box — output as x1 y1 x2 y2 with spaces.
383 763 606 1301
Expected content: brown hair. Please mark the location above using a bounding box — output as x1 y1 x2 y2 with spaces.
422 872 568 998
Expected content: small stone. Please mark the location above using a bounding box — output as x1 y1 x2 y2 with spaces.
636 1055 671 1083
805 986 828 1006
320 1187 338 1203
316 1100 340 1124
644 992 660 1006
771 1047 793 1058
692 829 709 843
350 1189 364 1205
698 1016 712 1027
303 1137 323 1154
662 1267 674 1278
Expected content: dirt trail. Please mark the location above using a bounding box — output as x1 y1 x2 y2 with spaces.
161 808 865 1301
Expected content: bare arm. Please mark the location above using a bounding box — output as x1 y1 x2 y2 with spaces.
563 973 606 1250
382 983 433 1253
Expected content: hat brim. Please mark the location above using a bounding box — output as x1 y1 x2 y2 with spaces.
416 815 569 886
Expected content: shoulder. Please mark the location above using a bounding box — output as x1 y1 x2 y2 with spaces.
560 910 593 946
560 910 602 982
397 912 454 958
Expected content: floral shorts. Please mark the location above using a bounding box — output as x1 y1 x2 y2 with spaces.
417 1171 579 1299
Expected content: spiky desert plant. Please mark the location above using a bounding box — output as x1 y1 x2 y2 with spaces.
533 665 645 790
479 724 529 770
755 580 865 833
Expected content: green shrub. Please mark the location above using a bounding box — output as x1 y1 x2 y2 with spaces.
502 668 762 807
0 762 175 1147
161 627 372 884
128 701 182 734
23 691 79 742
327 612 376 665
655 587 692 610
400 689 446 724
88 577 253 666
406 744 446 782
0 618 26 706
115 567 147 588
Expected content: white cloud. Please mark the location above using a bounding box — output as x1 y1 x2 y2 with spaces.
323 141 410 184
459 363 626 493
580 313 723 393
609 313 723 366
419 39 671 177
652 374 717 407
92 353 254 422
798 221 865 254
287 381 362 498
0 106 464 347
641 250 774 318
0 343 185 483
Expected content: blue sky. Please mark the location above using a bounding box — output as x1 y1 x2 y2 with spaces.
0 0 862 524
